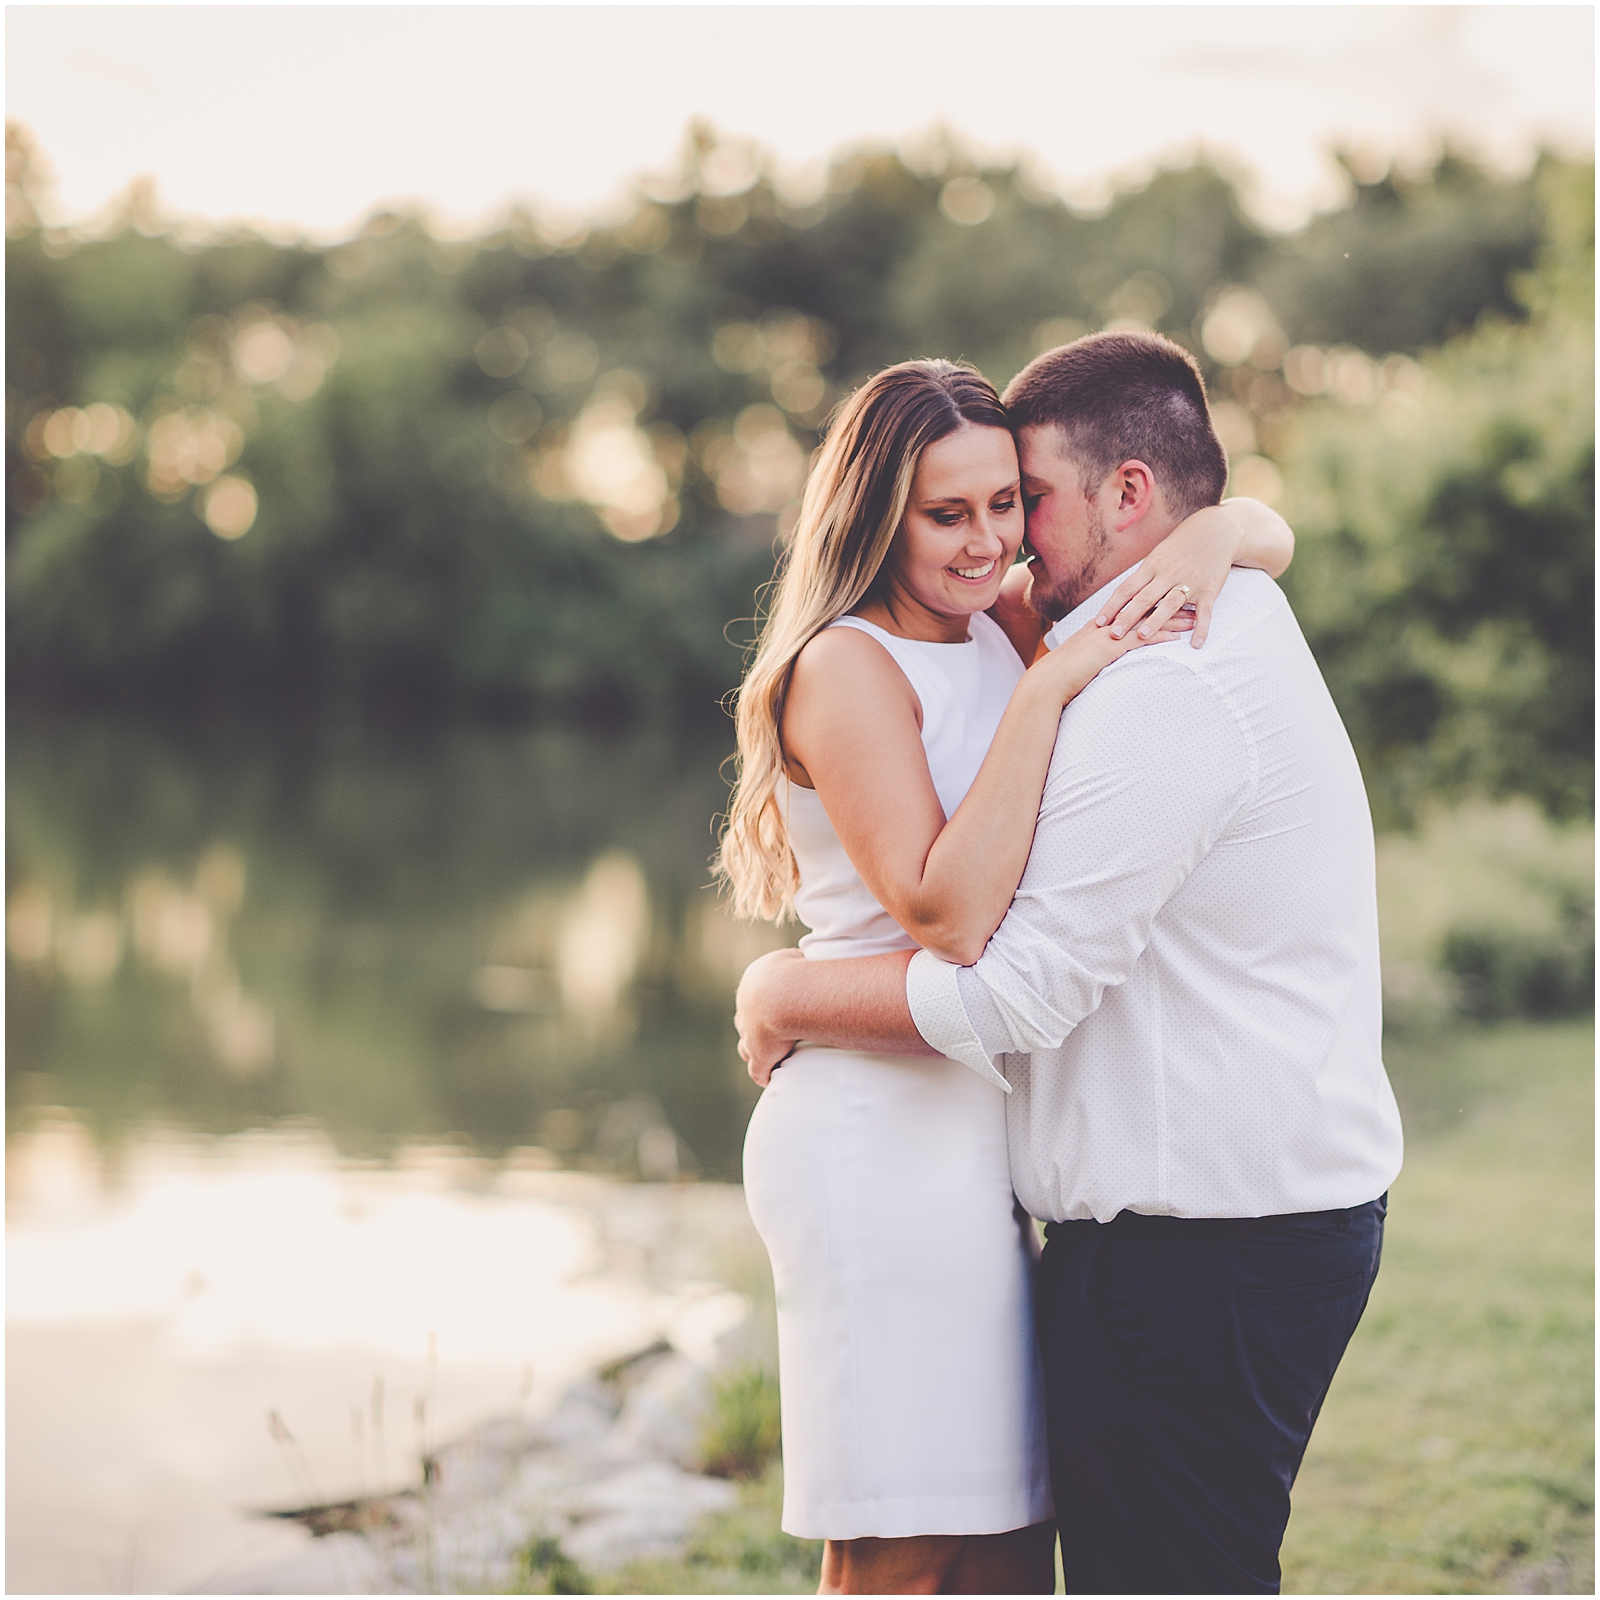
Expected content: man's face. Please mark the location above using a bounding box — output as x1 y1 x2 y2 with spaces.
1016 424 1110 623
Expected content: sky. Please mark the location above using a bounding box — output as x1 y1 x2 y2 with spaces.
7 5 1595 241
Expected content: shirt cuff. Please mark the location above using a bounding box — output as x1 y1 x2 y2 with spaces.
906 949 1012 1093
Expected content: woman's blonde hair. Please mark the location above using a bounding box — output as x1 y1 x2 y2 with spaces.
715 358 1012 921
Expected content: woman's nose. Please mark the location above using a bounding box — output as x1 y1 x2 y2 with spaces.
968 514 1008 556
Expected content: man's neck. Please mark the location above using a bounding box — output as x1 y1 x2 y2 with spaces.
1044 562 1148 650
1074 520 1177 610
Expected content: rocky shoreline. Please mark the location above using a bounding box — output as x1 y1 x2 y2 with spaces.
204 1339 758 1594
198 1178 776 1595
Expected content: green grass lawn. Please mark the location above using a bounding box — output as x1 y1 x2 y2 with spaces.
533 1021 1593 1596
587 1468 822 1595
1281 1021 1594 1594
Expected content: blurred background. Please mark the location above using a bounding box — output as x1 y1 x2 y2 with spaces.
5 6 1593 1595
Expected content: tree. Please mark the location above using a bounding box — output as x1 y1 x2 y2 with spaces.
1279 160 1594 824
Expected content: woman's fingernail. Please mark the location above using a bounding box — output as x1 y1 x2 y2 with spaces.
1139 628 1151 639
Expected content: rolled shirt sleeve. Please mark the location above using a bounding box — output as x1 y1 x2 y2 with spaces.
908 652 1255 1077
907 948 1011 1090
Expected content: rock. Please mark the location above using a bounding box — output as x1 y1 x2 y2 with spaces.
528 1377 619 1447
558 1460 738 1571
608 1351 716 1468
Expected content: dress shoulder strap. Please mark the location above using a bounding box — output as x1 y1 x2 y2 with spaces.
826 615 898 645
818 615 936 716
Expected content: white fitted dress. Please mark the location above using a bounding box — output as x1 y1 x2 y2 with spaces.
742 610 1053 1541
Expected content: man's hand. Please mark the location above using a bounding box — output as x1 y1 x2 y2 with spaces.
735 946 928 1082
735 947 808 1086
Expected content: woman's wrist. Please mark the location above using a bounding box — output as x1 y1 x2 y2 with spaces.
1022 654 1082 710
1231 500 1261 562
1191 500 1248 563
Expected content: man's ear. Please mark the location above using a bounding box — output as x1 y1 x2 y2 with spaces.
1111 460 1156 529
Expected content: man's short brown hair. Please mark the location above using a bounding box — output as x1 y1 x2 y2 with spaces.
1003 331 1228 519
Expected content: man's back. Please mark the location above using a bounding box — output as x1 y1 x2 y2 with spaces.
909 567 1405 1222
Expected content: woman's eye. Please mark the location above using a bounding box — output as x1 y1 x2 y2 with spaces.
992 498 1016 514
931 513 963 527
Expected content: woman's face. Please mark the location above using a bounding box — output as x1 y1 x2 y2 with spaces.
884 423 1023 618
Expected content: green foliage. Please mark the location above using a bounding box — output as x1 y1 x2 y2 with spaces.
7 122 1580 803
1258 150 1545 353
1439 923 1593 1024
699 1366 782 1480
518 1535 591 1595
1374 801 1594 1030
1279 160 1594 824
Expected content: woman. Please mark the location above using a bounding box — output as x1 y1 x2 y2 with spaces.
718 360 1293 1595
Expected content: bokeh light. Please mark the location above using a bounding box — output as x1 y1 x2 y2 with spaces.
202 475 258 538
538 372 681 542
939 176 994 226
1200 287 1287 369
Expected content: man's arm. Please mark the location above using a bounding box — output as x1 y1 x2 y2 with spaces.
735 948 931 1086
912 652 1254 1082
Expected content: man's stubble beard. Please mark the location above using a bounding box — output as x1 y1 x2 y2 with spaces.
1028 499 1109 624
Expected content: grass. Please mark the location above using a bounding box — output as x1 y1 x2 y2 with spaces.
1280 1020 1594 1594
589 1466 822 1595
528 1021 1593 1595
700 1366 783 1481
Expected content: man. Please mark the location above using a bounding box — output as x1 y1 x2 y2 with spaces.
735 331 1404 1594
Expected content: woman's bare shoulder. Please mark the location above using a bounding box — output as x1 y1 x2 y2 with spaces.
789 623 918 713
783 622 937 804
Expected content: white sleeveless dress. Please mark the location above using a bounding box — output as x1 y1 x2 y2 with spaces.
742 610 1053 1541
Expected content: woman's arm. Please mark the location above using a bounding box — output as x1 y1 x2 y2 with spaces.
1096 497 1295 648
986 561 1047 664
782 618 1166 967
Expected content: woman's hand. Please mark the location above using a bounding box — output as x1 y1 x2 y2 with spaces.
1094 498 1295 649
1028 603 1191 704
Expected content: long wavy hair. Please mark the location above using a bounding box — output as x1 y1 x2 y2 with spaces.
715 359 1012 921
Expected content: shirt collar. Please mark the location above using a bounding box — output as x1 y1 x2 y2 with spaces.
1042 563 1144 652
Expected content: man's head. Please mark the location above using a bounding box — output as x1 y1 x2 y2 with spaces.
1002 331 1228 621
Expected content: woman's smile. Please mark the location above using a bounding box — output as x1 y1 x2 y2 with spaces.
949 558 999 582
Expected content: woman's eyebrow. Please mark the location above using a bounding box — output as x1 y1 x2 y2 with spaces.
919 480 1020 506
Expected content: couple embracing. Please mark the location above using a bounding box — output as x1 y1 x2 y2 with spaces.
717 332 1405 1596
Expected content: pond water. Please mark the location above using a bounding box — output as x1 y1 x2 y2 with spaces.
7 715 789 1179
5 715 785 1593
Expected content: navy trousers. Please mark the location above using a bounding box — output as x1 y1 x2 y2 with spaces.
1038 1198 1385 1595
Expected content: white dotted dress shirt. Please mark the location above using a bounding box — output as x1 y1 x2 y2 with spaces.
907 566 1405 1224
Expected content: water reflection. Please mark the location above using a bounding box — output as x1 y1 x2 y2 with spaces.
5 1113 758 1595
6 717 790 1178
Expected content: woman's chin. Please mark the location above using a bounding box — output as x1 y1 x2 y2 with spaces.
947 581 1002 613
903 577 1004 619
